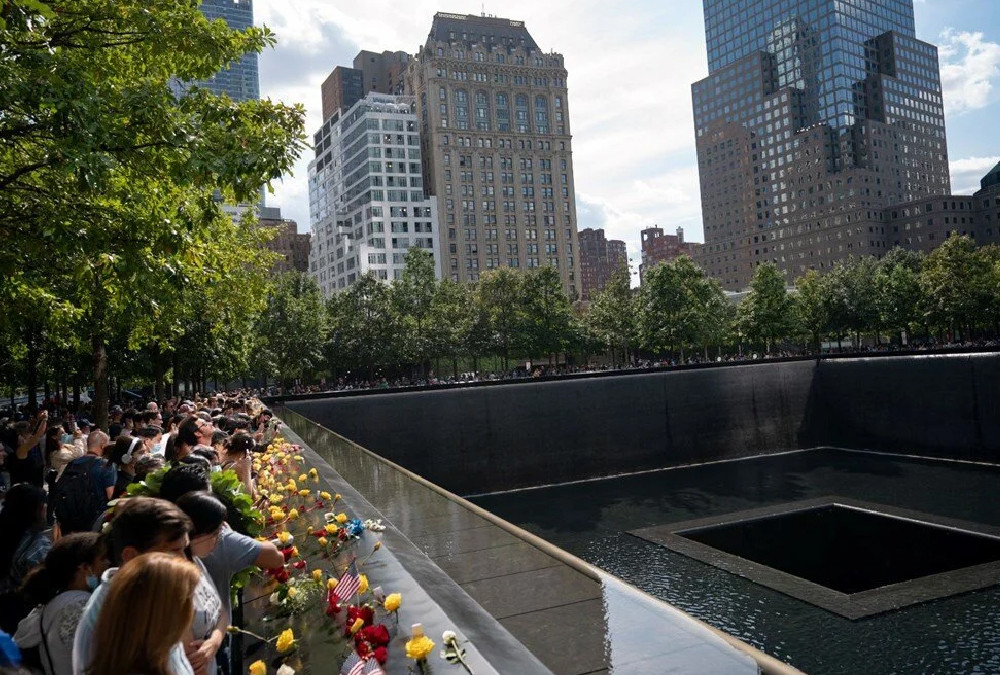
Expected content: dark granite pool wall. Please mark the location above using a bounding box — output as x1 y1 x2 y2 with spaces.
810 353 1000 462
285 359 818 493
284 354 1000 494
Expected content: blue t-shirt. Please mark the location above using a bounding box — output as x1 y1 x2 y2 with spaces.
68 455 117 504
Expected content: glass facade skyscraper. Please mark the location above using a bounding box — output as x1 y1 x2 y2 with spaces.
175 0 260 102
692 0 950 289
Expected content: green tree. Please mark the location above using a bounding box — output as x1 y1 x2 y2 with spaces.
521 266 575 365
428 279 473 378
0 1 305 426
920 234 988 340
638 255 705 360
587 262 638 364
794 269 831 353
258 273 326 388
475 268 524 372
392 248 439 375
328 273 399 380
738 262 793 354
875 248 924 344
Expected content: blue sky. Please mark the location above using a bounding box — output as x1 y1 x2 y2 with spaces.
256 1 1000 270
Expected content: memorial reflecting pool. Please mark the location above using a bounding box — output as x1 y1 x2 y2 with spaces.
470 448 1000 673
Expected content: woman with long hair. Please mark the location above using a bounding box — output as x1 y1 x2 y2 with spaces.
0 484 50 594
220 431 255 498
14 533 107 675
174 492 227 675
86 552 200 675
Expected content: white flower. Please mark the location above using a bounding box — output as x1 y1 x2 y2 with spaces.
442 630 458 643
277 665 296 675
363 518 387 532
269 592 281 605
323 512 336 523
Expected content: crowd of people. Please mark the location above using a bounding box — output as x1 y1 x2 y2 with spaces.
0 394 286 675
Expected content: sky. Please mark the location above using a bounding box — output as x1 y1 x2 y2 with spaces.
254 0 1000 270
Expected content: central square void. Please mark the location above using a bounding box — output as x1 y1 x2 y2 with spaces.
678 504 1000 594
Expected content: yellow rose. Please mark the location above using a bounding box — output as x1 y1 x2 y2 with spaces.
306 526 314 535
335 513 348 524
287 586 299 598
317 537 328 547
286 479 297 491
269 508 286 521
384 593 401 612
249 660 267 675
277 531 291 545
294 455 303 461
334 493 342 502
358 574 369 595
275 484 285 493
312 569 323 583
349 618 365 634
320 491 332 501
309 467 318 477
298 473 307 482
289 546 299 559
324 524 337 535
327 577 338 591
287 508 299 521
268 493 284 504
298 489 310 498
275 628 296 653
405 635 435 661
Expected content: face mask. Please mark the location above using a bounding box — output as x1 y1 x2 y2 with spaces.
151 442 164 456
86 574 99 591
212 465 222 473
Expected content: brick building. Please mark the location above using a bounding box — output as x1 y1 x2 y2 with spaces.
578 228 626 300
639 226 695 283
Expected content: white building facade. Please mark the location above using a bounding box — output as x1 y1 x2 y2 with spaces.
309 94 441 296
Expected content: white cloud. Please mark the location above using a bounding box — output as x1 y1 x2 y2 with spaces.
938 29 1000 115
950 155 1000 193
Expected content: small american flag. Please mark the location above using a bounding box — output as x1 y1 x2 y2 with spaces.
363 659 386 675
346 656 366 675
335 560 361 602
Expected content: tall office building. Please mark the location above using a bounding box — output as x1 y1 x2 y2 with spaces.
308 94 440 296
639 226 695 284
692 0 950 289
406 13 581 297
175 0 260 102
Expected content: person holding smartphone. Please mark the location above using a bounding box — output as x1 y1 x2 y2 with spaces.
9 412 48 488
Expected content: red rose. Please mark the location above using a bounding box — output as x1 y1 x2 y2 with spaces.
355 640 370 658
293 560 307 570
325 599 341 616
360 625 390 647
281 546 295 561
267 566 289 584
373 647 388 664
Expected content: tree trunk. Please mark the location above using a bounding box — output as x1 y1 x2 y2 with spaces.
92 331 109 431
26 335 38 412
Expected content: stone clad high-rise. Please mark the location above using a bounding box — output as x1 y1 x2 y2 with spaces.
406 13 581 297
691 0 950 289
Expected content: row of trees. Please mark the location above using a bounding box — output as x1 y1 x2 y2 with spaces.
254 234 1000 386
0 1 306 425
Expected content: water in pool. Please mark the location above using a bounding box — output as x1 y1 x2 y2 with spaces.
469 448 1000 674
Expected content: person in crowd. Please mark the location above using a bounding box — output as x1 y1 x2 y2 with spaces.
14 533 107 675
9 412 48 488
50 432 114 536
167 417 210 463
84 552 200 675
72 497 193 675
108 436 147 499
0 484 50 594
190 447 219 468
219 432 255 498
209 432 228 461
133 454 166 482
175 493 228 675
135 425 164 456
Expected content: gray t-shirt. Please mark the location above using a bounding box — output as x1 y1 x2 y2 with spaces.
191 558 223 675
202 526 265 620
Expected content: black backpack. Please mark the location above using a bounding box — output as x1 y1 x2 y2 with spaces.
52 456 105 534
